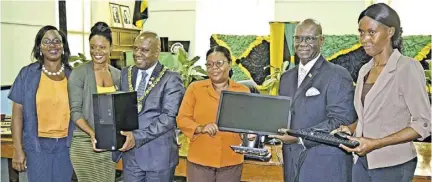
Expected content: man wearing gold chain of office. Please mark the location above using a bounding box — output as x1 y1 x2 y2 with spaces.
112 31 185 182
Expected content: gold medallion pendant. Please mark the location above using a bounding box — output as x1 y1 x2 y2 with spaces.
137 103 143 113
128 66 168 113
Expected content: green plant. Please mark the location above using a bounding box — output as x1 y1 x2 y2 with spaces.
260 61 289 95
162 48 207 88
171 48 208 156
425 61 431 96
426 70 431 83
68 53 90 68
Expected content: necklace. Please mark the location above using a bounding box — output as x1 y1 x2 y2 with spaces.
127 65 167 112
42 64 64 75
373 61 387 67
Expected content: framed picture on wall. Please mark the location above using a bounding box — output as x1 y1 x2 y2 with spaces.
109 3 123 28
120 5 134 29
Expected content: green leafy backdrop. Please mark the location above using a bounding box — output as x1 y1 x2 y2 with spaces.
231 65 250 81
322 35 359 58
216 35 258 58
402 35 431 58
212 34 431 81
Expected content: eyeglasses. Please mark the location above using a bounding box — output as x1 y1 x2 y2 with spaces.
41 39 62 46
205 60 228 68
293 35 321 44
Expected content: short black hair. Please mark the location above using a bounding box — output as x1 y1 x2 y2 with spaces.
358 3 403 52
31 25 71 69
206 45 233 77
89 22 112 45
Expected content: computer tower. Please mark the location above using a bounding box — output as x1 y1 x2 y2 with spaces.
93 91 139 151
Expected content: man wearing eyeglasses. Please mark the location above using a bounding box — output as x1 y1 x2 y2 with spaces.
271 19 357 182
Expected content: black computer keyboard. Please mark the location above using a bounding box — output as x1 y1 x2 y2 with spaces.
230 145 269 156
286 129 360 148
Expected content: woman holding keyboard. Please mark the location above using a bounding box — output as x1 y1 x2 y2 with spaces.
334 3 431 182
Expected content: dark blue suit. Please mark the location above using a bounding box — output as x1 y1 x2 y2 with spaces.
279 57 357 182
114 62 185 181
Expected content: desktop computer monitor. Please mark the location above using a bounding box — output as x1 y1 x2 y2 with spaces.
1 85 12 115
216 91 292 135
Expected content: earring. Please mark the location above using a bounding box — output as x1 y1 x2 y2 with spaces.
40 51 42 56
394 39 400 46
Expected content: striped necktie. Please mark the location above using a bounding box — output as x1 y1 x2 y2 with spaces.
137 71 148 98
298 67 307 87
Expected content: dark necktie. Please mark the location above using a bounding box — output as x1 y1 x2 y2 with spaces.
137 71 148 98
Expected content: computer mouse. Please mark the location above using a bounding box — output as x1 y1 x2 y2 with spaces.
334 131 351 140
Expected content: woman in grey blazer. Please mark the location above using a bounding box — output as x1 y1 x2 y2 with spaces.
68 22 120 182
334 3 431 182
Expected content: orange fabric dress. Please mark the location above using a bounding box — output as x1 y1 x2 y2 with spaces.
177 79 250 168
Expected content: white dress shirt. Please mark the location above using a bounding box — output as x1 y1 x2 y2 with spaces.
135 63 157 92
298 54 320 87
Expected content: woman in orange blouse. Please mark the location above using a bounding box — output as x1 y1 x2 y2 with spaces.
8 26 74 182
177 46 250 182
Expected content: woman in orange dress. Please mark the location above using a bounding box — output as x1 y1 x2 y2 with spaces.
177 46 250 182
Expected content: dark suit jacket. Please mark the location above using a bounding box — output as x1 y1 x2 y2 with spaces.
278 56 357 182
113 62 185 171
